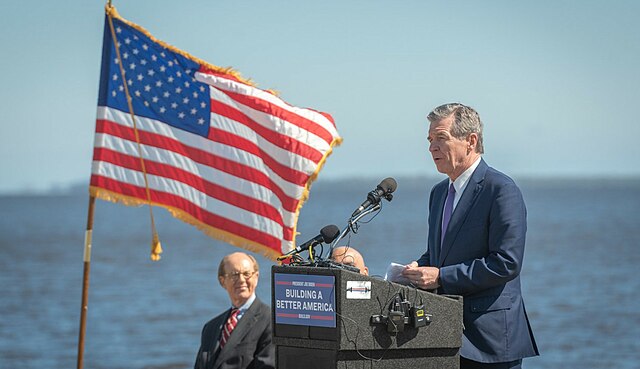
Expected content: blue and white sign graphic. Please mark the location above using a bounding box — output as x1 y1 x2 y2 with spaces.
274 273 336 328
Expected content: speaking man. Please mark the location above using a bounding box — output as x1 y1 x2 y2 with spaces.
194 252 274 369
402 103 538 369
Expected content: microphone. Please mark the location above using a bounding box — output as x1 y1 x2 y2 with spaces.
352 177 397 216
278 224 341 260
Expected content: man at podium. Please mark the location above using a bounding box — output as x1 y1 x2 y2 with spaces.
402 103 538 369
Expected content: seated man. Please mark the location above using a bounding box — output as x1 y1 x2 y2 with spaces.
330 246 369 276
194 252 275 369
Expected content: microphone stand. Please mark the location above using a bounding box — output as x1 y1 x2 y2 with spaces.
328 203 382 254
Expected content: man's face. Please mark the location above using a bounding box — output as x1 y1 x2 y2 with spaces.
428 115 472 180
218 253 259 307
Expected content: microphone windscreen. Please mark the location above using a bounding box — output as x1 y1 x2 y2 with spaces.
320 224 341 243
379 177 397 193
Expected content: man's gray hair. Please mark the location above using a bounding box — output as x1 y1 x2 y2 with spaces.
427 103 484 154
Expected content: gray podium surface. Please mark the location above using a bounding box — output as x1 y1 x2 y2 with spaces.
271 265 463 369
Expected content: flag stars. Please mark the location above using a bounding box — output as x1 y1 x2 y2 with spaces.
116 26 122 33
106 25 209 129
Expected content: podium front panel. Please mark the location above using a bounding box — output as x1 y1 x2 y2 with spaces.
272 265 463 368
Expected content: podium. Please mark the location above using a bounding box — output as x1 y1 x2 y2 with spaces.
271 265 463 369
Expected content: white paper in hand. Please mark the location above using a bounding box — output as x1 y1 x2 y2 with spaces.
384 262 412 285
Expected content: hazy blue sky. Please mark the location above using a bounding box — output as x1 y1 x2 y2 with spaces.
1 0 638 194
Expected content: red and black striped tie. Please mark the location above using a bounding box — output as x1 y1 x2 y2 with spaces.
219 308 239 349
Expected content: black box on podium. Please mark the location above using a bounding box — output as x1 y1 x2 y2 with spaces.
271 265 463 369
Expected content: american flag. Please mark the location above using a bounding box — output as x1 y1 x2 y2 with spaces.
91 9 341 259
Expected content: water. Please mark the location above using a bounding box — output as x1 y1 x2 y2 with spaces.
1 177 639 368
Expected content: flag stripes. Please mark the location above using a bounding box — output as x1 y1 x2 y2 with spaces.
92 10 341 258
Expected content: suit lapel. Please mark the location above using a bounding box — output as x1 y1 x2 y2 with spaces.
213 299 262 369
439 160 487 266
432 181 448 265
208 309 229 367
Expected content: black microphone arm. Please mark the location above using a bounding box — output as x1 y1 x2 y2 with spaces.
277 224 340 260
328 177 398 252
352 177 397 217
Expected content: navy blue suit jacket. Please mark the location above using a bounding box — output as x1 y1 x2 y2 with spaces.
417 159 538 363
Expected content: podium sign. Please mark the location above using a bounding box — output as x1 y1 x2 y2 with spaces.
274 273 336 328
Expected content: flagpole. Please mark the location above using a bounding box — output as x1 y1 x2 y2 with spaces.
77 195 96 369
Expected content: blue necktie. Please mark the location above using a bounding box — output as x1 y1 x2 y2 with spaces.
441 183 456 245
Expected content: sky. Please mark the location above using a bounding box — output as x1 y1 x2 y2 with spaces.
1 0 639 194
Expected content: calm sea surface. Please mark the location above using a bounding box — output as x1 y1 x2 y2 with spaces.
1 177 639 369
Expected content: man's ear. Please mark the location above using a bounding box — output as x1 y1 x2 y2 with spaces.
218 276 225 286
467 133 478 152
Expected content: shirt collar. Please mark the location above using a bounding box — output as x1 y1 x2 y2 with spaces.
234 293 256 312
450 156 481 194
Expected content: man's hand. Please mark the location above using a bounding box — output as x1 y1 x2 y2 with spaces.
402 263 440 290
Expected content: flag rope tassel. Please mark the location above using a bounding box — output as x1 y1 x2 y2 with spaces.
106 4 162 260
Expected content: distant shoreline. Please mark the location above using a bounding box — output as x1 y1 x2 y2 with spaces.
2 175 639 197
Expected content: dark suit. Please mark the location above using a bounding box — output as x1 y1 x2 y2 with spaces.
194 298 275 369
417 159 538 364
